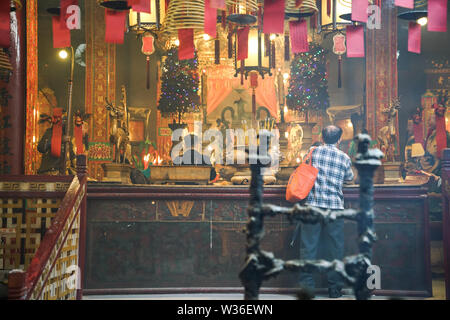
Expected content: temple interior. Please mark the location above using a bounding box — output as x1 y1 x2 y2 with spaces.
0 0 449 302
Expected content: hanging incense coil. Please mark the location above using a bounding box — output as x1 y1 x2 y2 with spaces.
163 0 206 35
0 50 12 69
225 0 259 13
285 0 318 15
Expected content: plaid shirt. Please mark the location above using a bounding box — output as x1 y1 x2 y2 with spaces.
305 144 354 210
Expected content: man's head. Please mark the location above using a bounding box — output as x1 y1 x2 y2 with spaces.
322 125 343 145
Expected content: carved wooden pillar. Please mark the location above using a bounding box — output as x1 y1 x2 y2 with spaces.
85 0 116 180
0 2 26 175
366 1 399 159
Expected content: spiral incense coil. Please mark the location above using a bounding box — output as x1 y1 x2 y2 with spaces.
285 0 318 14
225 0 259 13
164 0 206 35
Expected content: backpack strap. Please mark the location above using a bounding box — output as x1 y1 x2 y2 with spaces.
304 147 317 164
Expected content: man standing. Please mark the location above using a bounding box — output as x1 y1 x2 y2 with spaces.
299 125 354 298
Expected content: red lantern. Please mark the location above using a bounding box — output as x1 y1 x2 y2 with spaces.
142 33 155 89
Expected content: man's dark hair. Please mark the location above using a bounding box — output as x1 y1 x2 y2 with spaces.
322 125 343 145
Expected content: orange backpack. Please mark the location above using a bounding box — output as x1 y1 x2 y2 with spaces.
286 147 318 203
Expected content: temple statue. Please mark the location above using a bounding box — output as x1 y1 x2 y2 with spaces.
37 108 75 175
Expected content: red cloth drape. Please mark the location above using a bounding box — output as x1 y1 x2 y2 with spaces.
131 0 151 13
105 9 127 44
289 20 309 53
352 0 368 23
205 0 217 38
394 0 414 9
178 28 195 60
206 67 278 118
52 15 71 48
237 27 249 61
346 25 365 58
263 0 285 34
408 22 421 54
428 0 447 32
0 0 10 48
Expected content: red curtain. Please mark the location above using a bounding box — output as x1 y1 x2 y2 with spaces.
206 66 278 117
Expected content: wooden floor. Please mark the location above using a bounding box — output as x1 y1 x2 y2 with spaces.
83 278 446 300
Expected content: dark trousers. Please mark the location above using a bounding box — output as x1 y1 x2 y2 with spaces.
298 215 344 291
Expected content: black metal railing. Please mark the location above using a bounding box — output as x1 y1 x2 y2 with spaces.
239 132 383 300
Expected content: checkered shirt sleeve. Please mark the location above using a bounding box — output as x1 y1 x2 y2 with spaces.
305 145 354 210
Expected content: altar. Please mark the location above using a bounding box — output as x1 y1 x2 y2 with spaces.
83 182 432 297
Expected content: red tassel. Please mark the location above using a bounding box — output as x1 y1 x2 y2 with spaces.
221 11 226 30
338 55 342 88
146 56 150 89
271 41 276 69
327 0 331 17
264 33 270 57
284 35 290 61
215 39 220 64
241 60 245 85
228 31 233 59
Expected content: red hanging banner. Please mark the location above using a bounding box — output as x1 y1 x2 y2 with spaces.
52 15 71 48
346 25 365 58
327 0 331 17
205 0 217 38
352 0 368 23
237 26 250 61
60 0 78 28
295 0 304 8
394 0 414 9
408 22 421 54
0 0 10 48
210 0 226 10
263 0 285 34
105 9 127 44
51 108 63 158
428 0 447 32
131 0 151 13
289 19 309 53
178 28 195 60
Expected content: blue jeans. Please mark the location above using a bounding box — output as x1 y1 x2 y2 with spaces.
298 216 345 291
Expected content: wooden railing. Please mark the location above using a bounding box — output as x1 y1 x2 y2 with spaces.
4 155 87 300
442 149 450 300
